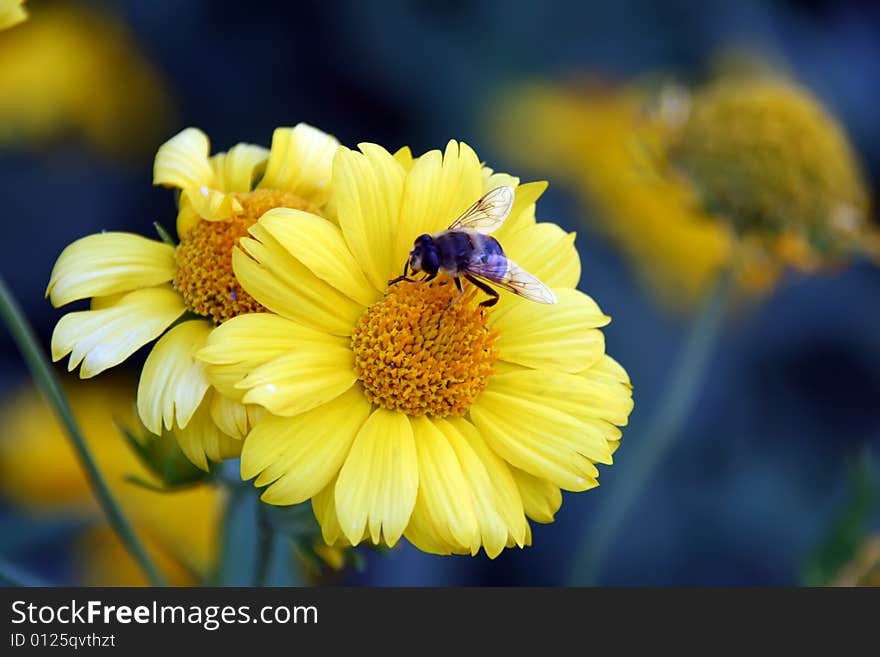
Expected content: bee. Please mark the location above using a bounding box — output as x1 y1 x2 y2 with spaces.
388 186 558 308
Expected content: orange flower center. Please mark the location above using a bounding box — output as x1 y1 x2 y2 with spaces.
350 281 499 417
174 189 318 323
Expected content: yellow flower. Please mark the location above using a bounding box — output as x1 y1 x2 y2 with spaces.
494 77 874 308
0 2 172 159
671 79 872 262
0 0 26 30
47 124 340 469
0 375 223 585
198 141 634 557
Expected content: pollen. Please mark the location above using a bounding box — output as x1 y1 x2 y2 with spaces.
350 280 499 417
174 189 319 323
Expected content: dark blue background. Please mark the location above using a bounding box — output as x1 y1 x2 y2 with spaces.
2 0 879 585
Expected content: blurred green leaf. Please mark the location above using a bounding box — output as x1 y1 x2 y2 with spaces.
153 220 177 246
116 420 207 489
803 452 875 586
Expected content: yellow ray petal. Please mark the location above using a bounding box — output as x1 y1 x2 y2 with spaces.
173 393 241 471
211 142 269 193
47 232 176 307
487 369 629 446
234 228 364 336
51 286 184 378
493 180 547 241
406 417 480 552
446 417 529 548
433 418 510 558
198 312 347 399
492 288 609 373
153 127 214 190
259 124 339 205
179 185 240 226
404 494 463 556
137 319 212 435
245 388 371 505
312 477 361 546
501 222 580 289
578 355 635 427
470 384 609 492
0 0 27 30
258 208 381 306
334 143 406 290
510 467 564 523
209 393 255 440
395 140 484 265
237 343 356 417
393 145 414 171
335 409 418 547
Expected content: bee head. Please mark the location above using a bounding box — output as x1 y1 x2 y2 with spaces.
409 234 439 275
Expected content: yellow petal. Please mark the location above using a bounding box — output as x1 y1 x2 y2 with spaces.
493 180 547 242
470 381 609 492
395 140 484 265
153 127 214 190
335 409 418 547
51 287 184 378
137 319 212 435
234 228 364 336
312 477 358 546
446 417 529 548
406 417 480 552
179 185 239 224
198 313 340 399
211 143 269 193
510 467 563 523
258 208 381 306
0 0 27 30
393 145 414 171
334 143 406 290
433 418 510 558
501 222 580 289
488 369 627 448
492 288 609 373
404 494 463 556
173 393 241 471
209 393 256 440
245 388 371 505
579 355 635 427
237 342 356 417
259 124 339 205
47 233 176 307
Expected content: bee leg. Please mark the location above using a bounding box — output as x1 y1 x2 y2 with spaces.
388 261 418 286
465 274 499 307
421 272 437 282
436 277 465 330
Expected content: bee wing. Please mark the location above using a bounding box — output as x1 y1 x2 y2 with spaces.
466 255 558 304
447 186 515 234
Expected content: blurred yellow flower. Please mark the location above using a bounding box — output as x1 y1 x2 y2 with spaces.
0 0 26 30
0 2 172 159
199 140 633 557
46 124 339 469
0 375 223 586
495 76 875 308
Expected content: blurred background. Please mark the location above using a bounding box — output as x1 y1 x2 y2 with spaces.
1 0 879 586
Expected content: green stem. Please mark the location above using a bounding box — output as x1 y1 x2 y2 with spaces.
0 278 166 586
569 266 735 585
